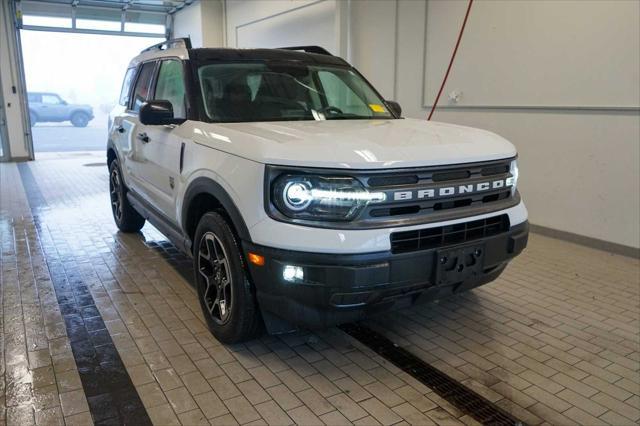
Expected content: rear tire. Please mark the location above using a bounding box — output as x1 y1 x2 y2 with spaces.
109 160 145 232
194 212 262 343
71 111 89 127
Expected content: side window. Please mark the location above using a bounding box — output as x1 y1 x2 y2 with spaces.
119 68 136 106
154 60 186 119
42 94 61 105
28 93 40 103
317 71 369 116
130 61 156 112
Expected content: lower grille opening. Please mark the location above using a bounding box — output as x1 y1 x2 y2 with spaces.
390 214 510 254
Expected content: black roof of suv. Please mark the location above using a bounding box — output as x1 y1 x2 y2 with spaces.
189 47 349 67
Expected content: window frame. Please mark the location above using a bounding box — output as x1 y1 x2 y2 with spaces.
126 60 159 114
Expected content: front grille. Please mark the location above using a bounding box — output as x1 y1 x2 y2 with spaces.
390 215 510 254
361 158 517 227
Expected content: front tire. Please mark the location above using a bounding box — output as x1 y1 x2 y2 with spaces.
194 212 261 343
71 112 89 127
109 160 145 232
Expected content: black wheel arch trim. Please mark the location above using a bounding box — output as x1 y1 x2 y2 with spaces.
182 177 253 244
106 141 122 171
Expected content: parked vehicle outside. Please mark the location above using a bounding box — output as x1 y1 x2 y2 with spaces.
107 39 529 343
28 92 94 127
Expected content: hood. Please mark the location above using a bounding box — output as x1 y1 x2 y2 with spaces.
188 118 517 169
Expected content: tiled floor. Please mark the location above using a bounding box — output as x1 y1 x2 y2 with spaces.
1 152 638 426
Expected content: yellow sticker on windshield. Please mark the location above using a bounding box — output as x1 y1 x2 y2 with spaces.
369 104 386 113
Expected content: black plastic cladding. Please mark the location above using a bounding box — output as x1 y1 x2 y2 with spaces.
264 157 519 230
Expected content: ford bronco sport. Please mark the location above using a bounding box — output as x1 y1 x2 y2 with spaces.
28 92 94 127
108 39 529 343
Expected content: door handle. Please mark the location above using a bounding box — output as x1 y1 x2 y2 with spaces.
137 132 150 143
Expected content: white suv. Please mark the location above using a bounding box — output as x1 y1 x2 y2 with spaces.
108 39 529 343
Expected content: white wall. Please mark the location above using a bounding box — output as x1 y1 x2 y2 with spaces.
233 0 335 51
422 1 640 109
173 0 224 48
0 1 30 160
173 1 204 47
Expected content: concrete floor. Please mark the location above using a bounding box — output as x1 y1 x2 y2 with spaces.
1 153 638 426
32 125 107 152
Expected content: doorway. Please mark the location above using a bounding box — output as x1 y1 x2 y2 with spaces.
21 30 163 153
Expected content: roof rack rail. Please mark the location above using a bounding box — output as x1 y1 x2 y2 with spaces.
278 46 332 56
141 37 192 54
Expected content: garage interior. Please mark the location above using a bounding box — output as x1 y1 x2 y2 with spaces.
0 1 638 425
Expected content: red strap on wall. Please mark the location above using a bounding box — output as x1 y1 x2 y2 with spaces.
427 0 474 121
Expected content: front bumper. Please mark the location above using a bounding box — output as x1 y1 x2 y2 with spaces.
244 221 529 330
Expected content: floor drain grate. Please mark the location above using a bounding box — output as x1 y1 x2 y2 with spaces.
340 322 526 426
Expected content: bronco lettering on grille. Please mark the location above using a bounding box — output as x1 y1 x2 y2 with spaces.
392 178 514 201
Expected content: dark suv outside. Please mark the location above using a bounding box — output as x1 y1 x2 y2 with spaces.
28 92 94 127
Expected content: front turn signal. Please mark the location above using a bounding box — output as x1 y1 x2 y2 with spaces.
248 252 265 266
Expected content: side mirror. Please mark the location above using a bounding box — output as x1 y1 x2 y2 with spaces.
386 100 402 117
139 100 185 125
61 100 68 105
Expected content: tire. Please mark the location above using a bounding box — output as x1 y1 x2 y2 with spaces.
71 111 89 127
194 212 262 343
30 111 37 127
109 160 145 232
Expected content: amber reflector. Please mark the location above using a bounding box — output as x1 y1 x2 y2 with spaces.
248 252 265 266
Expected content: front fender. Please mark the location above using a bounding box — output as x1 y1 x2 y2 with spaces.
182 176 252 243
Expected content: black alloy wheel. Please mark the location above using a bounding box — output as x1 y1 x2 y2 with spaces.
198 232 233 325
193 212 261 343
108 160 145 232
110 165 123 223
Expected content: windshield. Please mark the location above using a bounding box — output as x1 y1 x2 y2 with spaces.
197 62 394 122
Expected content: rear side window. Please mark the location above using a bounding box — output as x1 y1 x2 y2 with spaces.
119 68 136 106
28 93 40 103
130 62 156 112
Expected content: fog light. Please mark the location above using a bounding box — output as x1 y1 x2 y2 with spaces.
283 265 304 282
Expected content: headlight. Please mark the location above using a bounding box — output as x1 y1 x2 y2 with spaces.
507 159 519 195
272 174 386 221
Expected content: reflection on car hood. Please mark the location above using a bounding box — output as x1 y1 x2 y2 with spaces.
187 118 517 169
